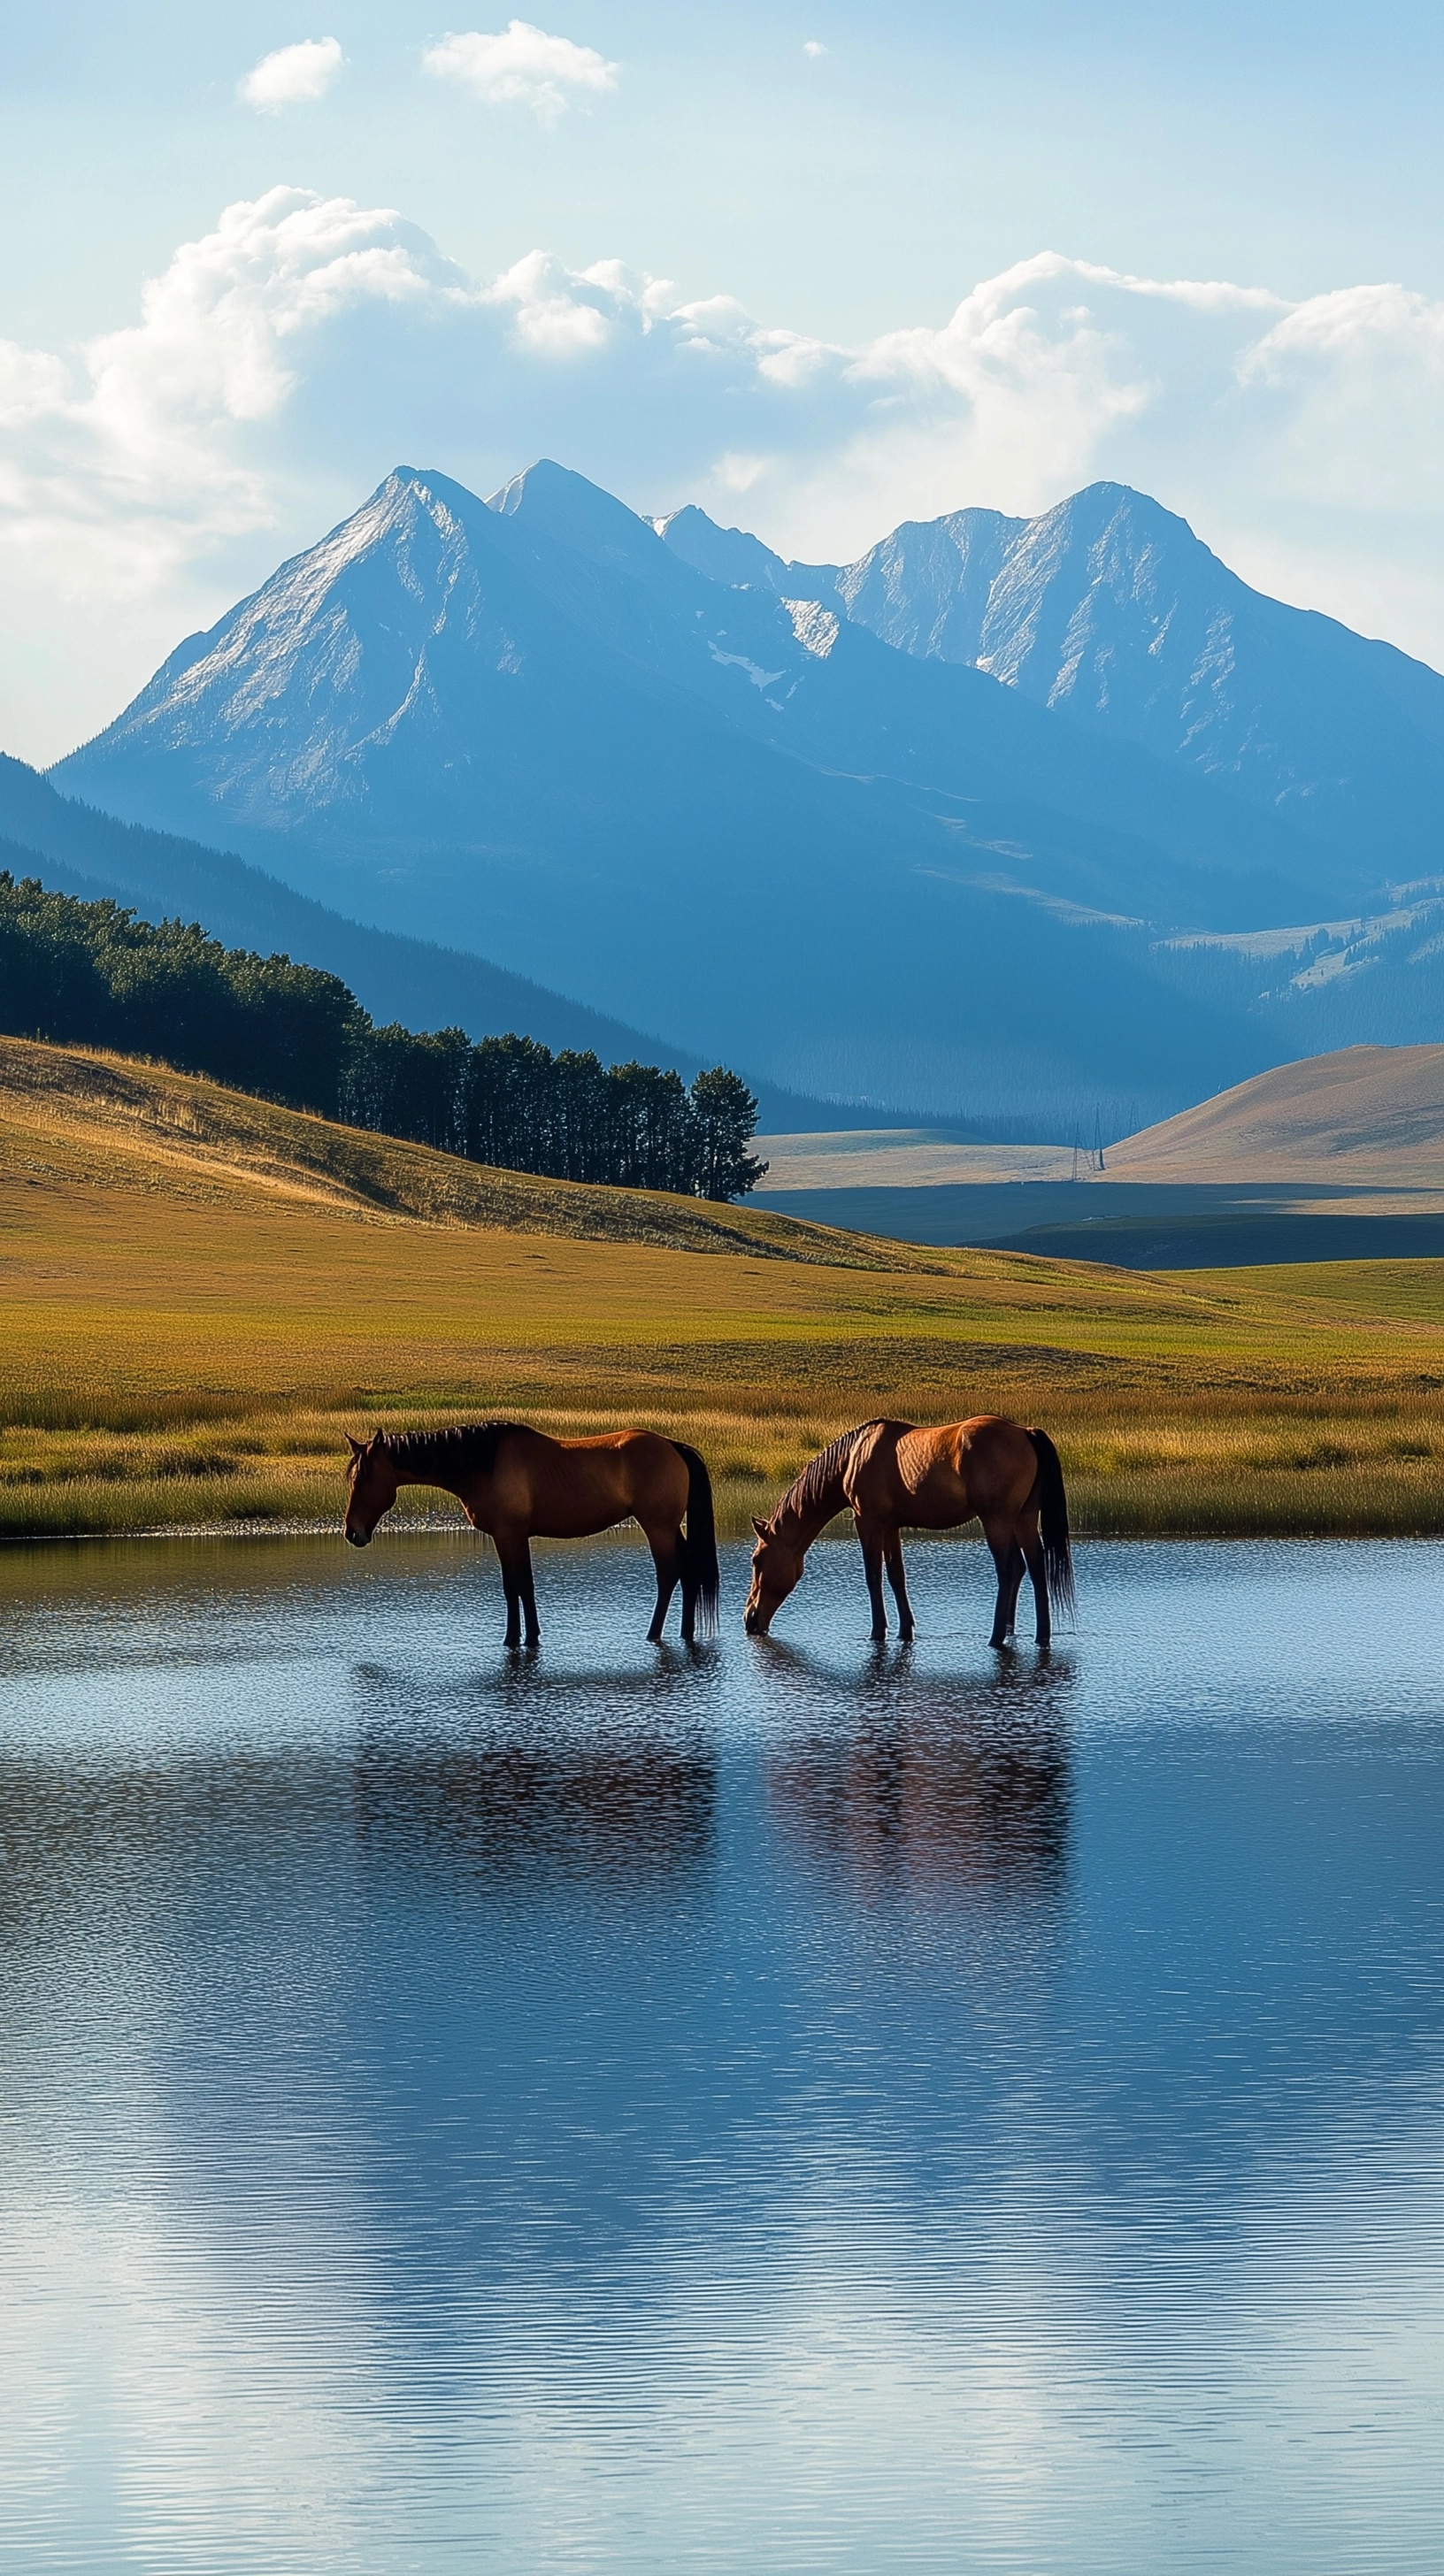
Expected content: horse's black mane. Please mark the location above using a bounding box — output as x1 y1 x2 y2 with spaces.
384 1422 531 1475
776 1422 889 1522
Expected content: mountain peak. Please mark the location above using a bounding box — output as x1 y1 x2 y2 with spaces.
371 463 480 516
486 457 663 576
654 506 792 593
488 456 595 513
1033 479 1210 554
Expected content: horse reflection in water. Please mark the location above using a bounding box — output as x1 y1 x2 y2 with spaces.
764 1653 1071 1906
349 1668 716 1891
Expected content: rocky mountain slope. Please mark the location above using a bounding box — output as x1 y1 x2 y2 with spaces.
660 480 1444 871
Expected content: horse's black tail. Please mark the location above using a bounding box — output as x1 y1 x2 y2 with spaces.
1027 1428 1076 1620
672 1442 720 1637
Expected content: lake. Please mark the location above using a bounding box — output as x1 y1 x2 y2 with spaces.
1 1534 1440 2574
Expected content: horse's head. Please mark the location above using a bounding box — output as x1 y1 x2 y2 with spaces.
344 1434 398 1546
744 1515 803 1634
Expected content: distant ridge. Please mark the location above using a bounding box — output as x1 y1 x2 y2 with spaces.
0 753 687 1065
0 755 886 1134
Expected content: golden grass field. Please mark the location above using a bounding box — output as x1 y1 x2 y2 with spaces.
4 1036 1444 1542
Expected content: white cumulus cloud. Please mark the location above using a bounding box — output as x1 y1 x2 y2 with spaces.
0 191 463 636
5 196 1444 758
803 41 828 58
238 35 344 111
423 21 618 123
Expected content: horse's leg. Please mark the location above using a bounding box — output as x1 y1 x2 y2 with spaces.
679 1544 700 1646
495 1530 539 1648
499 1552 522 1650
856 1514 888 1639
1003 1542 1028 1638
1020 1511 1050 1646
518 1538 540 1646
985 1526 1020 1648
884 1532 915 1641
646 1528 682 1644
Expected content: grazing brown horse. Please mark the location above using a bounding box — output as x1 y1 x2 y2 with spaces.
744 1416 1073 1646
344 1423 719 1647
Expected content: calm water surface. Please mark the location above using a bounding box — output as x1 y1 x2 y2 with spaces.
0 1534 1440 2574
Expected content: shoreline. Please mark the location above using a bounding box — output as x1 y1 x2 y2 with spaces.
4 1512 1444 1548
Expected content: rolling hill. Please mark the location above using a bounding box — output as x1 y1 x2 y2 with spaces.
1106 1044 1444 1185
0 1035 930 1268
753 1045 1444 1268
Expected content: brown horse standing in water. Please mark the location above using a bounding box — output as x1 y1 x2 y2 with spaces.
344 1423 719 1647
744 1416 1073 1646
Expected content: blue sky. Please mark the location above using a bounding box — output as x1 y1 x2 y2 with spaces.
4 3 1444 757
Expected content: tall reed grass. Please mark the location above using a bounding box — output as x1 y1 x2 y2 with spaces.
2 1376 1441 1540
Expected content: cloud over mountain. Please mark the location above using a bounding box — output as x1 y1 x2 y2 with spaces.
3 192 1443 761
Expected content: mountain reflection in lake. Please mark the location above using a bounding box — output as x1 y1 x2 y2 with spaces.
0 1534 1440 2576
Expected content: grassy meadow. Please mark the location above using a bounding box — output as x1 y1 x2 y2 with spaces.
3 1037 1444 1543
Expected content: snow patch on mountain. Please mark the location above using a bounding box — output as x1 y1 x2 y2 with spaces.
783 599 839 657
707 640 785 689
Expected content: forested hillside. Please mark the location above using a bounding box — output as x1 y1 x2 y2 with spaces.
0 873 766 1200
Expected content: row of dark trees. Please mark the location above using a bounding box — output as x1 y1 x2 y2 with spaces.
0 871 769 1200
341 1027 766 1198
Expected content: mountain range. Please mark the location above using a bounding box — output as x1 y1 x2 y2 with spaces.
657 480 1444 872
49 464 1444 1123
